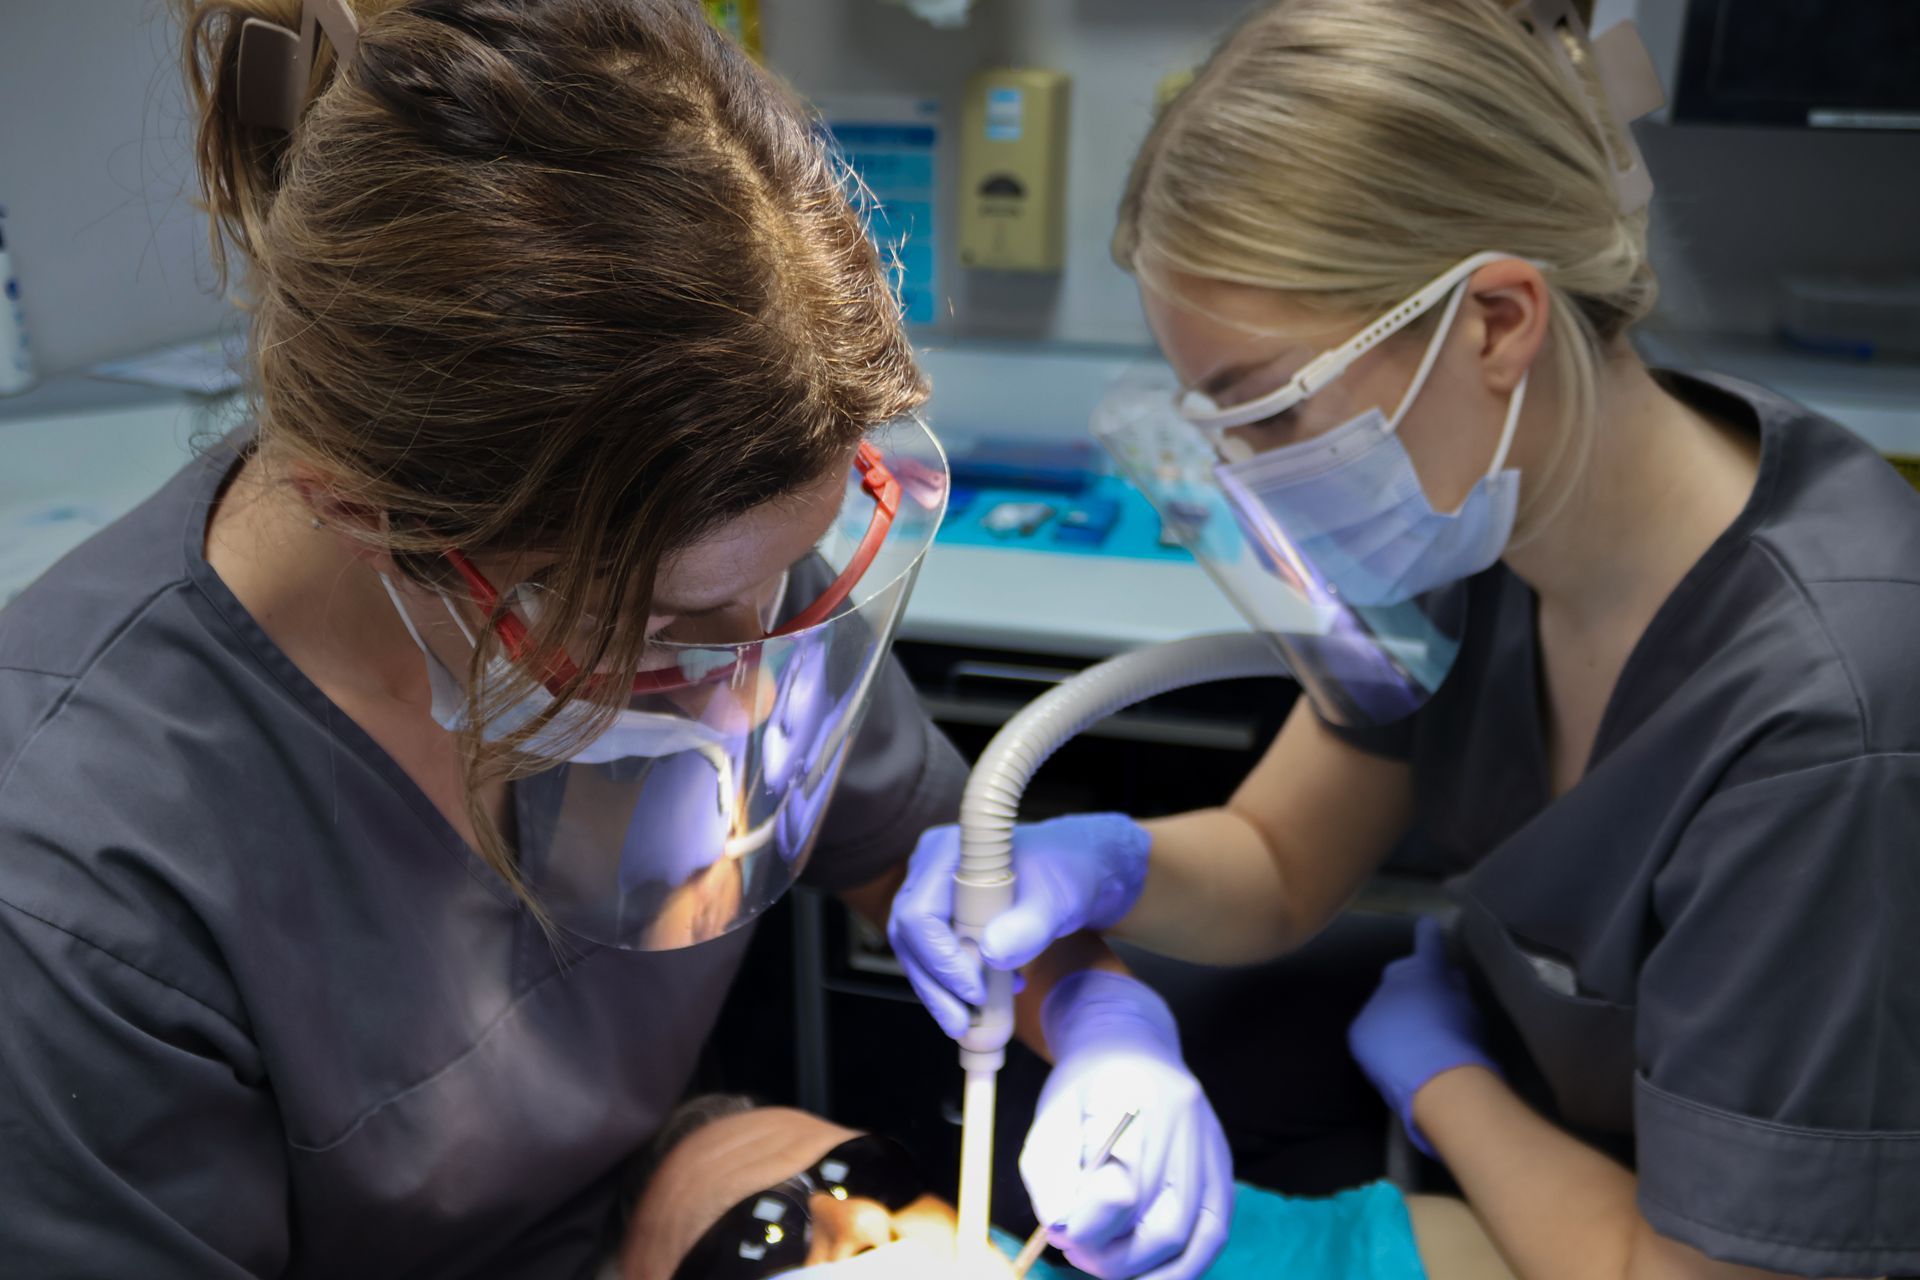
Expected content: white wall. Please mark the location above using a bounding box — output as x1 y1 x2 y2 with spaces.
0 0 233 374
2 0 1912 374
765 0 1252 351
769 0 1920 347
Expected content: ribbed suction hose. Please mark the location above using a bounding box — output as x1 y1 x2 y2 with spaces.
948 632 1290 1261
951 630 1291 1068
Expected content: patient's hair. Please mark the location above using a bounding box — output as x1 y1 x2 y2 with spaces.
172 0 924 907
626 1093 761 1207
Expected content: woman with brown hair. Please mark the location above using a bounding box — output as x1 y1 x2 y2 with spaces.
0 1 975 1275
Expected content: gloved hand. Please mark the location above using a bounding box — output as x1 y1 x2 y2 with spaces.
887 814 1151 1039
1021 970 1232 1280
1346 916 1503 1157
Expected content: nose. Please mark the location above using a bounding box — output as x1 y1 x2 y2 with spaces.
1219 413 1306 462
809 1192 899 1262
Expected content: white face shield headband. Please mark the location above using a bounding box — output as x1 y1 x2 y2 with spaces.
1195 252 1533 609
1098 253 1544 727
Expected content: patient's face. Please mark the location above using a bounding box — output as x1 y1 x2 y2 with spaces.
623 1107 963 1280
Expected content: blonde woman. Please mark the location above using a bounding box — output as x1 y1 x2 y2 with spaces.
0 0 1152 1276
891 2 1920 1278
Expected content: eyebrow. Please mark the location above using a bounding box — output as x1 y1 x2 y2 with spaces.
651 599 731 619
1196 349 1305 401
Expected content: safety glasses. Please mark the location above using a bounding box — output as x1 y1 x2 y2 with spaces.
441 442 902 696
670 1135 925 1280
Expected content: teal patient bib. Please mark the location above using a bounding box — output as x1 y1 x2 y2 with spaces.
993 1180 1426 1280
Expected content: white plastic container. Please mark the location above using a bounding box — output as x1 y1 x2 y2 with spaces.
0 208 35 395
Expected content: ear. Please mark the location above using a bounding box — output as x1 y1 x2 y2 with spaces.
285 466 398 573
1464 259 1551 397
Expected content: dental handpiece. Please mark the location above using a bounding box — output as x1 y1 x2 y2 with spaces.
951 864 1017 1262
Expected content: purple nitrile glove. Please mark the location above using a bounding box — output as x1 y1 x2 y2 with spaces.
886 814 1151 1040
1347 915 1503 1158
1021 971 1233 1280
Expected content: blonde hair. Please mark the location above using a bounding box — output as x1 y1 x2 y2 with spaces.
1116 0 1658 533
174 0 925 912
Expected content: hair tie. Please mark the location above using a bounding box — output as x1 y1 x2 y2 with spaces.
235 0 360 133
1506 0 1665 214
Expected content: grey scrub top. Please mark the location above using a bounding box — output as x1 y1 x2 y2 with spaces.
1334 372 1920 1276
0 439 966 1278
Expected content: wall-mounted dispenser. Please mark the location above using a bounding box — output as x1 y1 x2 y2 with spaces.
958 68 1070 272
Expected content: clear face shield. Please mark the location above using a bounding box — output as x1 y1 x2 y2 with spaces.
1096 253 1536 728
383 417 949 949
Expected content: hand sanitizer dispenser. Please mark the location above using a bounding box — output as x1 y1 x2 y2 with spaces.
958 69 1070 273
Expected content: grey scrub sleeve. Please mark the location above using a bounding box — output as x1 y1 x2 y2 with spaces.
0 901 289 1275
0 438 964 1278
1316 372 1920 1274
1634 756 1920 1278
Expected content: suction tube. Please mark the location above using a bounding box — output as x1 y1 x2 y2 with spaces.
949 631 1290 1258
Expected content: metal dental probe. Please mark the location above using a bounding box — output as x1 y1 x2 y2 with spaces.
1010 1109 1140 1278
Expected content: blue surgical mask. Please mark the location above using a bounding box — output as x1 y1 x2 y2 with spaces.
1213 281 1527 608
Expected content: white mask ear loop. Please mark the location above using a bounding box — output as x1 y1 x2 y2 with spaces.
437 588 484 648
378 571 448 654
1488 370 1529 477
1385 272 1530 482
1387 278 1474 433
761 569 791 632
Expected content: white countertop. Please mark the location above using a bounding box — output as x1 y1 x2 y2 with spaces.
0 382 231 605
1638 329 1920 454
0 377 1248 655
899 543 1249 658
7 334 1920 652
